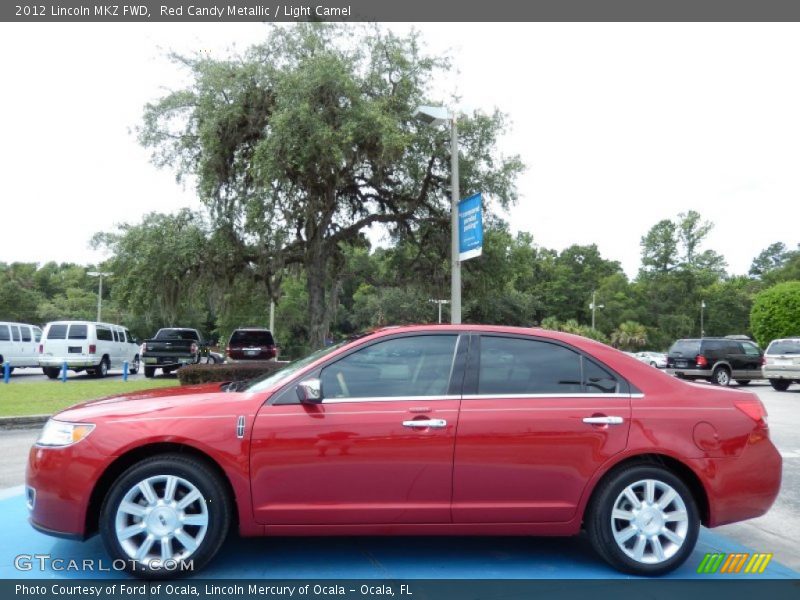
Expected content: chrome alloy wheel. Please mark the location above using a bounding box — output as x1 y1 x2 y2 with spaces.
610 479 689 565
115 475 208 566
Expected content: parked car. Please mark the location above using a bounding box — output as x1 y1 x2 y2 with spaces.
762 337 800 391
634 351 667 368
38 321 140 378
666 337 763 386
27 325 780 578
225 327 277 362
0 321 43 372
141 328 210 378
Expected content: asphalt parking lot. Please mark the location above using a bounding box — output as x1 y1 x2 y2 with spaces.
0 381 797 580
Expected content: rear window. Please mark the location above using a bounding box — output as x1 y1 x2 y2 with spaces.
767 339 800 355
158 329 199 341
47 324 68 340
68 324 88 340
0 326 9 341
230 330 275 346
669 340 700 356
96 326 113 341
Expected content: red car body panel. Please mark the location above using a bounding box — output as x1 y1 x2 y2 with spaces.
26 325 782 543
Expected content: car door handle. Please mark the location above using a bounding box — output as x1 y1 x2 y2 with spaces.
582 416 624 425
402 419 447 428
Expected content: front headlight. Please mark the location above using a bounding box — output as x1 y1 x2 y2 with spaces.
36 420 95 447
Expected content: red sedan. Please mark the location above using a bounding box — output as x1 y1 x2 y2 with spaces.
26 325 781 578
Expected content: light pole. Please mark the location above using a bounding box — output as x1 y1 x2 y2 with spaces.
87 271 112 322
414 105 461 324
428 299 450 324
700 300 706 338
590 290 604 330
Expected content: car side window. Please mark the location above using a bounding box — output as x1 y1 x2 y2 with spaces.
21 327 32 342
478 336 584 395
33 327 42 343
582 358 619 393
741 342 761 356
0 325 9 341
320 335 458 399
11 326 21 342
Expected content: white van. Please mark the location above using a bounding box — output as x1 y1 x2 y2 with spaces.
0 321 43 372
38 321 140 378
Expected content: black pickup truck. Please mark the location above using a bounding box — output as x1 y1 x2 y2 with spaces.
141 328 211 377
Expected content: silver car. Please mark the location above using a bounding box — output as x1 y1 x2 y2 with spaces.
634 351 667 368
763 338 800 391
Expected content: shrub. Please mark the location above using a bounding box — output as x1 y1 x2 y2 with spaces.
178 361 290 385
750 281 800 347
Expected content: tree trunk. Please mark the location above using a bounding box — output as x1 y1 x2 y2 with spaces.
306 238 328 350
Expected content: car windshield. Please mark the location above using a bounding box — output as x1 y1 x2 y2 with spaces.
242 341 348 392
767 339 800 355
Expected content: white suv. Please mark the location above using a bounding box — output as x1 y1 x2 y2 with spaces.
763 337 800 391
39 321 140 378
0 321 43 372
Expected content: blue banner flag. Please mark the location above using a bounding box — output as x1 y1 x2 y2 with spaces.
458 193 483 261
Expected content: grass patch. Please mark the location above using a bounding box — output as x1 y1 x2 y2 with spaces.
0 379 179 417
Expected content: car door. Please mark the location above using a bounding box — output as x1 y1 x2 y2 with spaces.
250 333 465 526
740 341 763 379
452 334 631 523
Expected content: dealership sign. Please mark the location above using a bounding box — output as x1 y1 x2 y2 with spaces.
458 193 483 261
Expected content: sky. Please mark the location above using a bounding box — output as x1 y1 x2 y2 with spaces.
1 22 799 278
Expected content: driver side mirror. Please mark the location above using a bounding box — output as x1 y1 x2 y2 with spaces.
296 378 323 404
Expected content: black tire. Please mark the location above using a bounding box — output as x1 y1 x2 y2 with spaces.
586 464 700 576
92 357 109 379
711 366 731 386
735 380 751 386
770 379 790 391
43 367 60 379
99 454 231 579
144 366 156 378
649 361 657 368
129 355 140 375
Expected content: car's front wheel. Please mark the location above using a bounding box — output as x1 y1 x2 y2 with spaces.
586 465 699 576
99 454 231 578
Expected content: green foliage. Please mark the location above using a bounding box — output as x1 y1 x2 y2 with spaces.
610 321 648 351
177 361 288 385
750 281 800 347
138 24 523 349
539 317 610 344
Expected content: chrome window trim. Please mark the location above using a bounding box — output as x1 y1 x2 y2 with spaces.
321 395 462 404
462 393 636 400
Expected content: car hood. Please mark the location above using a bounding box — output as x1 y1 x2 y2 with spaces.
53 382 267 423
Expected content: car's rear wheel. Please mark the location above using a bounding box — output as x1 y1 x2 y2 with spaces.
93 358 109 379
770 379 790 391
711 366 731 386
735 380 751 386
43 367 60 379
144 366 156 378
586 465 699 576
99 454 231 578
129 355 140 375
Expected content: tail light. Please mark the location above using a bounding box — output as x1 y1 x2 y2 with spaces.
38 344 43 353
226 346 231 356
89 344 97 354
696 355 708 368
735 398 768 429
760 356 766 366
190 342 198 354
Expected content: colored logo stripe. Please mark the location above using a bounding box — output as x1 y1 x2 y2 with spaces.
698 553 772 574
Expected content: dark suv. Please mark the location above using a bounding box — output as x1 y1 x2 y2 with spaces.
666 337 763 386
225 327 278 362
